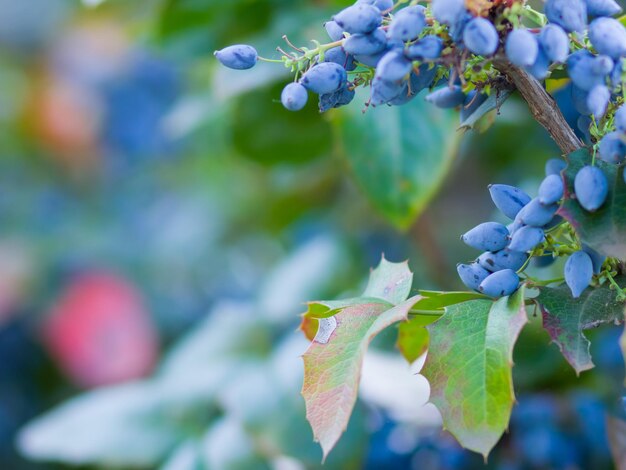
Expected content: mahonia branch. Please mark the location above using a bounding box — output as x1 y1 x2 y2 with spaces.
494 58 584 155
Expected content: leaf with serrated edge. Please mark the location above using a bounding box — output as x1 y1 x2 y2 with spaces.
362 257 413 305
537 278 626 374
421 287 527 458
302 295 420 461
560 148 626 260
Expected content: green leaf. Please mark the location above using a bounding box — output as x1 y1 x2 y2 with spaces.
396 315 431 363
560 148 626 260
536 278 626 375
333 91 460 229
362 257 413 304
421 288 528 458
301 257 418 460
397 291 487 363
302 296 421 461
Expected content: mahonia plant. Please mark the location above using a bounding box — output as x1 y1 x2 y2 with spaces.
215 0 626 461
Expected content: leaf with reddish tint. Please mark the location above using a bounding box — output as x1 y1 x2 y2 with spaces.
421 288 527 458
536 278 626 374
300 257 418 460
302 296 420 461
560 149 626 261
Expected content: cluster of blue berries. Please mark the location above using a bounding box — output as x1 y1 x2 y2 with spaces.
458 157 608 298
214 0 626 299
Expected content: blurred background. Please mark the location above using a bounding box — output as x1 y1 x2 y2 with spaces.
0 0 625 469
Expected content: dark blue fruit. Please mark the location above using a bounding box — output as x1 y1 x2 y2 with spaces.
489 184 531 220
478 249 528 272
508 226 545 252
300 63 347 94
214 45 258 70
515 198 559 227
461 222 510 252
574 165 608 212
333 4 382 34
538 174 564 205
281 83 308 111
565 251 593 298
457 263 491 291
479 269 520 298
425 85 465 108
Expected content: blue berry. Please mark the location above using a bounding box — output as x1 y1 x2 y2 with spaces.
508 226 545 252
615 104 626 132
567 50 606 91
281 83 308 111
545 0 588 33
324 47 356 71
300 63 347 94
432 0 466 26
214 45 258 70
457 263 491 291
460 91 488 121
388 6 426 41
319 84 355 112
375 49 412 82
586 84 610 119
539 24 569 63
591 55 614 75
589 17 626 58
538 174 565 205
506 29 538 67
461 222 510 252
515 198 559 227
354 49 388 67
370 77 406 106
405 35 444 60
564 251 593 298
343 28 387 55
525 45 551 80
574 165 608 212
357 0 394 12
598 131 626 163
582 244 606 275
324 21 344 41
478 249 528 272
463 17 499 57
479 269 520 298
585 0 622 17
425 85 465 108
489 184 532 220
545 158 567 176
333 4 382 34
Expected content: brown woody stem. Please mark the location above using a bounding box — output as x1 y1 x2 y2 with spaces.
494 59 584 155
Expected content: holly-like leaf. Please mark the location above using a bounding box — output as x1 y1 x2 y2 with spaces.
421 288 528 458
560 148 626 261
302 296 420 461
536 278 626 375
334 91 460 230
300 257 419 460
